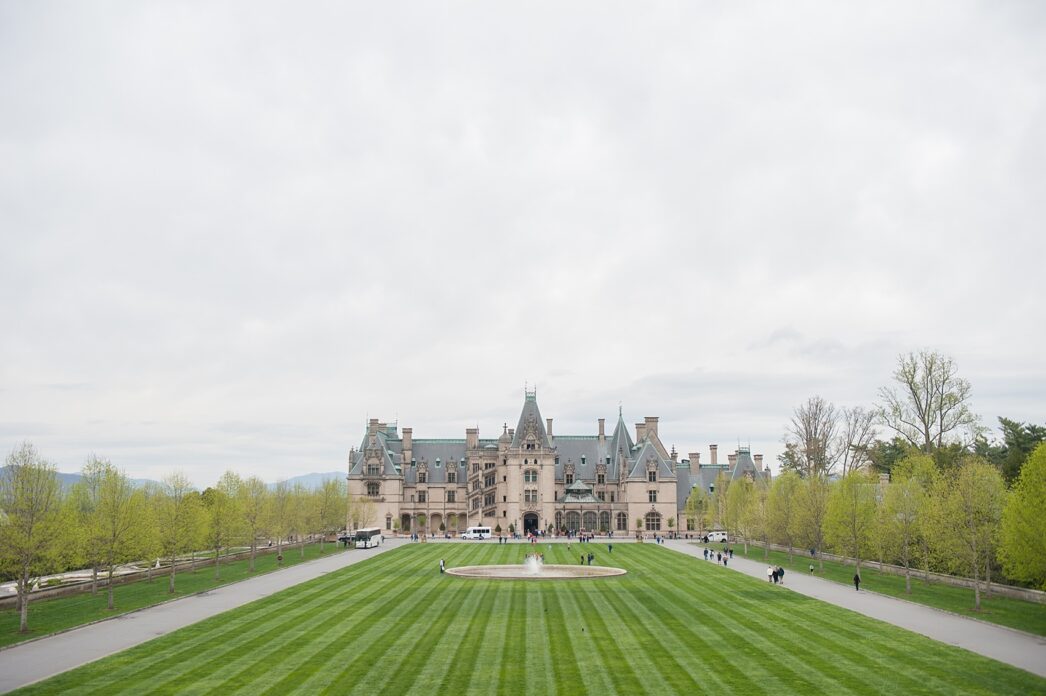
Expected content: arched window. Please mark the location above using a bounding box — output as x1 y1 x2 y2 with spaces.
366 482 380 497
599 511 611 532
645 512 662 531
616 512 628 531
582 511 597 531
565 511 581 532
555 511 563 530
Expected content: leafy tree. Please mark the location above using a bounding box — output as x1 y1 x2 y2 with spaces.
683 488 705 535
768 471 801 561
417 513 428 536
1000 443 1046 589
202 472 242 580
877 350 979 455
741 481 770 559
865 437 918 475
69 457 108 594
825 471 878 572
882 456 931 593
725 477 752 553
289 483 310 559
156 472 201 593
316 478 346 551
789 475 830 571
996 418 1046 483
237 476 268 572
89 459 145 610
928 458 1006 610
0 443 66 633
268 481 292 564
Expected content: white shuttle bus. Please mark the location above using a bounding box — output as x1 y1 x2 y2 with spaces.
355 527 384 549
461 526 492 540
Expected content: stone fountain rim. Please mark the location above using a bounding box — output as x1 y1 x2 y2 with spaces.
445 564 627 580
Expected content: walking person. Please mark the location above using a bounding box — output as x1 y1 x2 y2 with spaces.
439 559 445 574
767 565 774 583
778 567 785 585
853 573 861 591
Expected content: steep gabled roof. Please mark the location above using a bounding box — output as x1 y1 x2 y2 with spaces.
608 410 634 461
510 391 552 449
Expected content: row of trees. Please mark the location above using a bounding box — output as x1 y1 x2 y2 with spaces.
684 347 1045 609
689 446 1046 608
0 443 371 634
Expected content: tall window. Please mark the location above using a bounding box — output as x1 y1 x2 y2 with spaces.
565 473 574 484
597 491 605 502
448 471 456 483
418 491 427 503
597 473 605 484
525 489 538 503
367 462 380 476
385 515 392 530
484 474 496 488
648 470 657 482
447 490 456 503
616 512 628 531
418 472 427 483
648 490 657 503
645 512 662 531
524 469 538 483
366 482 380 497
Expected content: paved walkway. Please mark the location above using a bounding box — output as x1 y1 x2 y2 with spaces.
0 541 404 693
665 540 1046 678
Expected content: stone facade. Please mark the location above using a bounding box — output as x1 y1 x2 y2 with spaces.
347 390 769 536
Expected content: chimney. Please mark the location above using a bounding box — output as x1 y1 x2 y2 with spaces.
644 416 659 438
728 453 737 468
598 418 605 441
636 422 646 441
546 418 553 439
466 427 478 450
368 418 379 435
402 427 412 452
689 452 701 470
710 444 718 466
754 454 763 469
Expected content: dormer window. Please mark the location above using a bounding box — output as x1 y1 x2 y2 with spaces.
565 473 574 484
418 472 427 484
435 458 441 468
648 470 657 482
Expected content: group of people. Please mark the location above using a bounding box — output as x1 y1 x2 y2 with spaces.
767 565 786 584
702 548 730 566
581 552 595 565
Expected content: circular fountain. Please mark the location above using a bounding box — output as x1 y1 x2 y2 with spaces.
446 555 626 580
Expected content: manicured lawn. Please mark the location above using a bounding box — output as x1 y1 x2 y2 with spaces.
0 542 347 648
711 542 1046 637
13 543 1045 695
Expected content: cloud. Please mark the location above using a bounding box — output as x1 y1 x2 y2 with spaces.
1 2 1044 485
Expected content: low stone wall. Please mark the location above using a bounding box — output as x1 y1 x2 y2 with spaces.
727 539 1045 604
0 540 340 609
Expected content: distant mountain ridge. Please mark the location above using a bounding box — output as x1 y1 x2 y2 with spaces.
0 466 160 491
269 471 345 490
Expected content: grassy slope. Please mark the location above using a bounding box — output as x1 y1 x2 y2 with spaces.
0 542 346 648
712 542 1046 637
14 543 1046 696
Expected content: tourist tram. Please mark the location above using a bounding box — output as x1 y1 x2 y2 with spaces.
354 527 384 549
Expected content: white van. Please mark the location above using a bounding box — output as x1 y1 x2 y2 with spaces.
706 531 728 543
461 526 492 540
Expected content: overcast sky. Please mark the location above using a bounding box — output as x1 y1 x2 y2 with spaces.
2 2 1044 487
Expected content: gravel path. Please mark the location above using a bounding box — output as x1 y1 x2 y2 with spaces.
665 539 1046 678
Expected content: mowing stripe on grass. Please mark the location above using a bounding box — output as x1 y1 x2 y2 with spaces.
556 579 619 695
572 581 650 695
433 580 498 695
496 582 527 695
543 585 584 694
523 585 555 696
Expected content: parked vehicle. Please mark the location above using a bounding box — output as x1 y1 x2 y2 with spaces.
705 531 728 543
461 526 492 540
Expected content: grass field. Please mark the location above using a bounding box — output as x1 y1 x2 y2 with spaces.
0 542 346 649
13 543 1046 695
713 542 1046 637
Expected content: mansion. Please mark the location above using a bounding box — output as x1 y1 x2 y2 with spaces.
347 390 770 536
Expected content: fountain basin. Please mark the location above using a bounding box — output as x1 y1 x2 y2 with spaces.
445 564 626 580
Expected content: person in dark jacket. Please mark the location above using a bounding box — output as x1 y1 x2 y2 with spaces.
853 573 861 591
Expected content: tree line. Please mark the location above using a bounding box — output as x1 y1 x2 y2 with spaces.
0 446 373 634
685 350 1046 608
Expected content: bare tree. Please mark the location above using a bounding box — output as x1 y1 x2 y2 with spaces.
839 406 878 476
782 396 841 477
877 350 979 453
